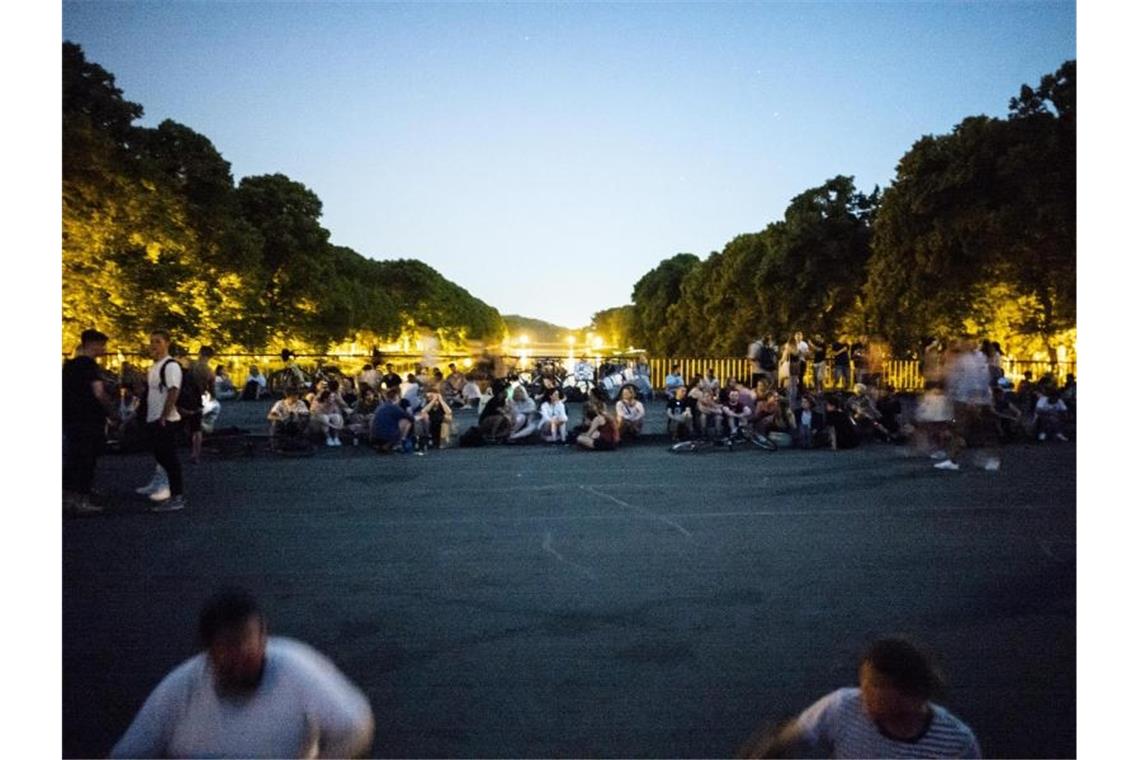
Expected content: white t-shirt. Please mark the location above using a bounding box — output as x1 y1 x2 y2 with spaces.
1035 397 1068 415
790 687 980 758
147 358 183 423
111 637 374 759
540 400 568 423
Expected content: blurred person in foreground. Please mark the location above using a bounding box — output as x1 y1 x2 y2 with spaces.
746 637 979 758
111 589 374 759
937 338 1000 472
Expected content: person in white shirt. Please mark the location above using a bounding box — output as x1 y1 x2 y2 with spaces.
539 388 569 443
507 385 538 440
1035 389 1069 441
751 637 980 758
615 384 646 438
111 590 374 759
136 330 186 512
400 373 422 412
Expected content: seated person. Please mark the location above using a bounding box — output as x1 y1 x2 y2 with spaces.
721 389 753 437
577 400 620 451
357 363 380 393
309 389 346 447
460 374 483 409
615 385 646 439
370 388 415 452
696 385 725 439
846 383 893 441
699 368 720 397
243 365 268 400
336 377 358 408
992 384 1023 442
415 390 454 450
1035 389 1069 441
347 386 380 440
664 364 686 398
507 386 539 441
213 365 238 401
824 395 860 450
794 395 829 449
428 368 446 393
539 388 569 443
477 380 513 442
751 390 783 436
666 386 695 441
267 387 310 446
444 363 466 403
201 390 221 434
400 374 423 412
380 364 402 391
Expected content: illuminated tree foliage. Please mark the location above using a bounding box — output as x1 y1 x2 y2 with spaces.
62 42 505 354
623 62 1074 359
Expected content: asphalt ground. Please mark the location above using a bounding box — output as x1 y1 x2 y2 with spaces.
63 399 1076 758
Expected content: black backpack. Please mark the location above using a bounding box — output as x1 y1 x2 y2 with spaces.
159 358 203 412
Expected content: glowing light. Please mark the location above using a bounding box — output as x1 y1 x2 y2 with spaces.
567 335 576 345
519 334 530 345
462 358 473 368
592 336 604 350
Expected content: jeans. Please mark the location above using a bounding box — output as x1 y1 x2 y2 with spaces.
147 420 184 496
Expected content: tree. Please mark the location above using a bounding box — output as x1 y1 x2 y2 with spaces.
590 306 636 350
629 253 700 354
864 61 1075 357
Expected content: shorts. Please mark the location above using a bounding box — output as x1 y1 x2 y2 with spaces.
182 412 202 434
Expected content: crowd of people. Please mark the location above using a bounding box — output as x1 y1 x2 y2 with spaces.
63 329 1076 515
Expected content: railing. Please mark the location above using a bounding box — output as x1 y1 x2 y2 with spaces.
82 351 1075 394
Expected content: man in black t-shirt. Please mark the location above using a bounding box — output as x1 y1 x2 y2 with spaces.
63 329 116 515
380 363 402 391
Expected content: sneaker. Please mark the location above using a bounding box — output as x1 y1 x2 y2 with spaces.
150 495 185 512
934 460 960 471
148 486 172 502
1038 432 1046 441
1056 433 1069 442
983 458 1001 472
332 437 342 446
135 472 167 495
326 438 336 447
929 450 947 460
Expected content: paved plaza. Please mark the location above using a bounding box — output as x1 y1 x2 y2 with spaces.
63 400 1076 758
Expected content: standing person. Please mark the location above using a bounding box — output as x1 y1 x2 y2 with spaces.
810 337 828 393
111 589 374 759
831 338 851 389
140 330 186 511
938 338 1000 472
380 363 402 392
62 329 116 515
357 363 380 393
183 346 213 464
752 637 980 758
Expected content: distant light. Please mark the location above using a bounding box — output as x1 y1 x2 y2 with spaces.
462 358 473 368
592 337 603 350
519 334 530 345
567 335 576 345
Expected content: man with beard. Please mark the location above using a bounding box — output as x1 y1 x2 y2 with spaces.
111 590 374 758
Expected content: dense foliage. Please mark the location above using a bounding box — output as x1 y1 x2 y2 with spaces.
620 62 1075 360
62 42 505 355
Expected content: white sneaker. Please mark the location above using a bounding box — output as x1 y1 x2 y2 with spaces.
148 486 172 502
150 495 185 512
934 460 960 471
72 497 104 515
333 437 342 446
1056 433 1069 442
326 438 336 447
983 458 1001 472
1038 432 1046 441
135 472 167 495
929 450 947 460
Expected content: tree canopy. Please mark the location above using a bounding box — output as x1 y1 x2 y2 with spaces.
62 42 505 356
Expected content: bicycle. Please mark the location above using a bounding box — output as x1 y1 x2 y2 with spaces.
668 427 778 453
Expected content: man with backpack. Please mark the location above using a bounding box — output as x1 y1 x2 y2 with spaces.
748 335 777 388
138 330 187 511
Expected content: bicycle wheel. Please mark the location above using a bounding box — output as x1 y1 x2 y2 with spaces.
748 432 778 451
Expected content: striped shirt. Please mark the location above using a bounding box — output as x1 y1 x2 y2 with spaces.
793 687 981 758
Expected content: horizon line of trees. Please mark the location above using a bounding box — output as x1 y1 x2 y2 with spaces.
599 60 1074 362
63 41 506 357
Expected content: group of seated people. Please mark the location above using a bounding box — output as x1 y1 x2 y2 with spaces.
257 354 1075 456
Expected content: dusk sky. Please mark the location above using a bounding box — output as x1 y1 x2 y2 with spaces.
62 1 1075 329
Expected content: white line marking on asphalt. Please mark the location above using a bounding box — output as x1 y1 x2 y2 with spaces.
542 531 598 580
580 485 693 539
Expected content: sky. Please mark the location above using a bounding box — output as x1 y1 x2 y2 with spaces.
61 0 1075 328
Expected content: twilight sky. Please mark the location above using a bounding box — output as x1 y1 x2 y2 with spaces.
62 1 1074 328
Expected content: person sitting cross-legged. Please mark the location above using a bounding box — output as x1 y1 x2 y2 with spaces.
414 390 454 450
267 387 310 451
721 388 752 437
309 389 346 447
666 386 695 441
794 394 830 449
539 388 569 443
615 384 646 439
507 385 539 441
577 399 620 451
